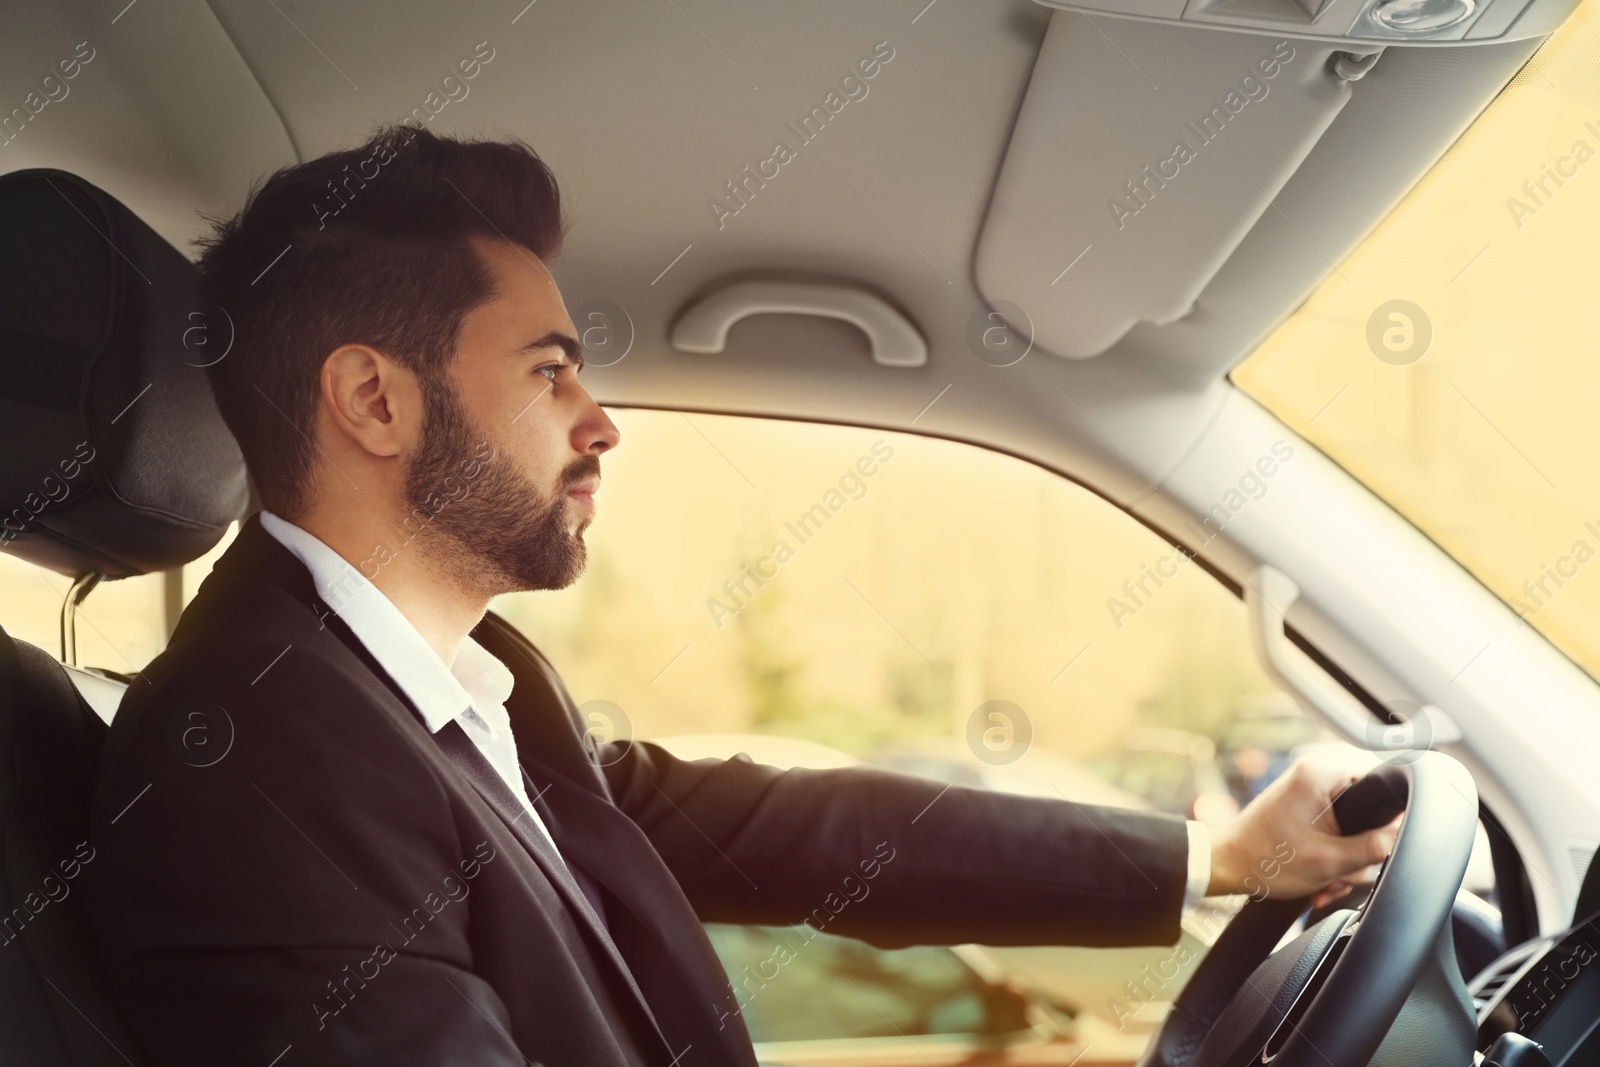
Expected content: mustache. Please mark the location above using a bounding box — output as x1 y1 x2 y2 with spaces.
560 454 601 490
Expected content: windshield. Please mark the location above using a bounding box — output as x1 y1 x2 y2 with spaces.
1233 2 1600 683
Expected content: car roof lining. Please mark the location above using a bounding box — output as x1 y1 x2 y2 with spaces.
1 0 1545 530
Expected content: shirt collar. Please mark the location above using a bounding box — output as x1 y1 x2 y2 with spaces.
258 511 514 734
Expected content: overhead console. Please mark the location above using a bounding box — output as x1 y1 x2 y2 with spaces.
974 0 1577 361
1031 0 1574 45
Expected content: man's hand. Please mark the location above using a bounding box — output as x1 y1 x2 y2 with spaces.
1207 756 1400 908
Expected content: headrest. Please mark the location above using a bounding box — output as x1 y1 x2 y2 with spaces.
0 169 248 578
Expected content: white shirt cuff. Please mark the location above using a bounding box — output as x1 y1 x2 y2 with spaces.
1183 820 1211 910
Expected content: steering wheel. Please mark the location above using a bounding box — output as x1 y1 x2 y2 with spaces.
1136 751 1479 1067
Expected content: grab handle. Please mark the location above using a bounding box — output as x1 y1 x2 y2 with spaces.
670 280 927 368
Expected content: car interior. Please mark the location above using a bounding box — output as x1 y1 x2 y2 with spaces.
5 1 1600 1065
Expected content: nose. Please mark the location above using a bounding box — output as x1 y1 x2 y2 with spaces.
572 386 620 456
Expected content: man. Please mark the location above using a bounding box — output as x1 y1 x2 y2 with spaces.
83 126 1395 1067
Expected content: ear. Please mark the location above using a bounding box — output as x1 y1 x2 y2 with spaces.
319 344 421 459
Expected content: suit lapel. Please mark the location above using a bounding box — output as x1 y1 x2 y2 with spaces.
471 616 760 1066
429 723 671 1054
430 723 611 946
430 722 597 925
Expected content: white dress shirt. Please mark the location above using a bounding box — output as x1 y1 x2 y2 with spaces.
259 511 1210 911
259 511 568 867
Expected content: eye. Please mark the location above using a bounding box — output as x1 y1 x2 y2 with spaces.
535 363 562 383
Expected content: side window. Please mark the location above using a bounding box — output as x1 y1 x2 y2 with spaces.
493 409 1330 1035
495 409 1305 779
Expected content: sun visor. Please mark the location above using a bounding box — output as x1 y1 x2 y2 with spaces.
975 17 1356 359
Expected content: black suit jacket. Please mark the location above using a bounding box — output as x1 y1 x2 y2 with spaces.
84 515 1189 1067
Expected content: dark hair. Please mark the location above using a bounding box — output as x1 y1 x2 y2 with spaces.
195 124 565 520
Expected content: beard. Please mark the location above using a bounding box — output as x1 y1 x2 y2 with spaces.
403 376 597 595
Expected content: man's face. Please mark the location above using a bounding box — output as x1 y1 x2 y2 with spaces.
403 235 619 594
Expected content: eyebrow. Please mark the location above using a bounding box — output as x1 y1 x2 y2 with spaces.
519 330 584 367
